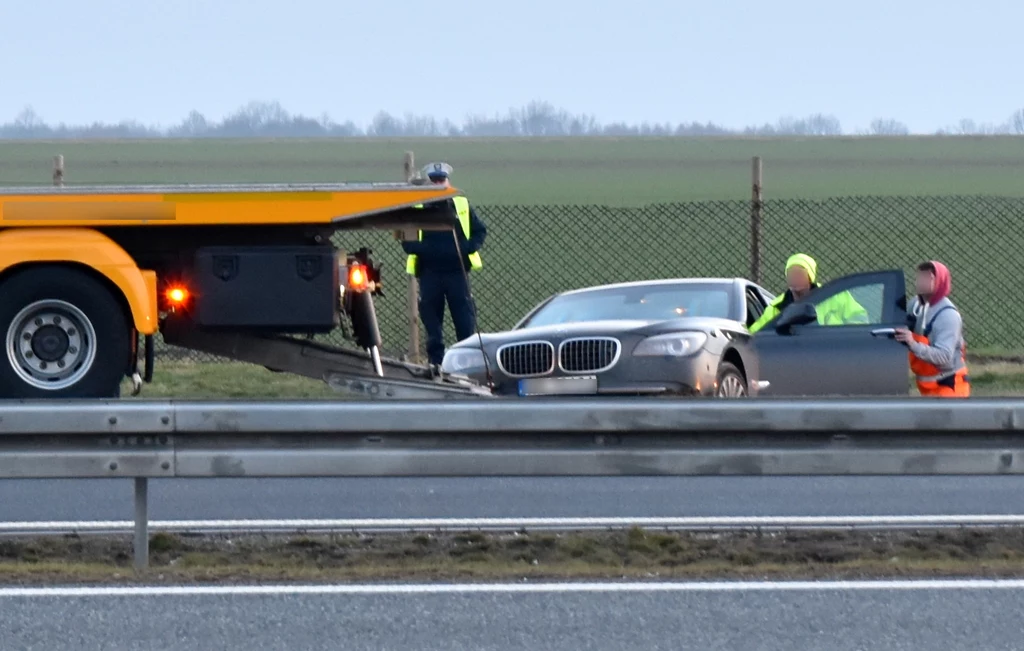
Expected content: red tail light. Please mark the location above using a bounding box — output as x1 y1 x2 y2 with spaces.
348 264 368 291
165 286 189 305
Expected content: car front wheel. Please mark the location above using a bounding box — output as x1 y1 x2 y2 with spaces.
714 362 747 398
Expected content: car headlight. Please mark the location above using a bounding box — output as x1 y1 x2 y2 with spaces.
632 332 708 357
441 347 487 373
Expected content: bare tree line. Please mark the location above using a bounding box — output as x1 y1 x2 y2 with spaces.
2 101 1023 139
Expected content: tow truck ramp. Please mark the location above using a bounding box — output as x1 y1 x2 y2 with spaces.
160 320 493 400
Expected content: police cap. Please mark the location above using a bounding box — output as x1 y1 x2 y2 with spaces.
424 161 453 180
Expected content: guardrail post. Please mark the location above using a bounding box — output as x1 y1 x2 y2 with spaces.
133 477 149 571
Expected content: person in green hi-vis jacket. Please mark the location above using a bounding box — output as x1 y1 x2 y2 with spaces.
749 253 868 333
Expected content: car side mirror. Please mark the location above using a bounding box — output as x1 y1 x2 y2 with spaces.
775 302 817 334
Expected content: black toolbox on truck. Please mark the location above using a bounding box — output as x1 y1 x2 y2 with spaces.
192 245 339 332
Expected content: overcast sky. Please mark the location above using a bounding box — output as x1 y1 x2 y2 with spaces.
2 0 1020 132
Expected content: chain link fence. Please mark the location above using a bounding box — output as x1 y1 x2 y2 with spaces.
163 195 1024 361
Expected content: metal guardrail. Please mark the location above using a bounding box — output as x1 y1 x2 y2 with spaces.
2 397 1024 568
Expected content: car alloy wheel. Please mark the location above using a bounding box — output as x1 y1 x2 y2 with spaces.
715 362 747 398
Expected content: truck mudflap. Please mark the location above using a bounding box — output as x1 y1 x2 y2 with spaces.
160 318 493 400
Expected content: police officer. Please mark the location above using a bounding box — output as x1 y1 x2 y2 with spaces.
403 162 488 365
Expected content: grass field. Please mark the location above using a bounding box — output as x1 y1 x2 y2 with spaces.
3 136 1024 204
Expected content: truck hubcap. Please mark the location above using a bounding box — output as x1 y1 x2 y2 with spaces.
6 300 97 390
31 325 71 362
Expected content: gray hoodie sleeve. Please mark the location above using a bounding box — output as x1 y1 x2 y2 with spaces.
907 308 961 368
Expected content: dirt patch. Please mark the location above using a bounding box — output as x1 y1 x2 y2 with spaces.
4 528 1024 584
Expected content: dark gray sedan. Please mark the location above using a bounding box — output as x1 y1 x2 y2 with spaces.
441 269 913 398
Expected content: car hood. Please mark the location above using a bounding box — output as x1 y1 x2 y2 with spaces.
450 317 746 348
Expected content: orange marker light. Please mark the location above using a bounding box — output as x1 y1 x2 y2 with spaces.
166 287 189 304
348 264 368 291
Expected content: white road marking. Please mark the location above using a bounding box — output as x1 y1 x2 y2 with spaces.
4 514 1024 534
4 580 1024 598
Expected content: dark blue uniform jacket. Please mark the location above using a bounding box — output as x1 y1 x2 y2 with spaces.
401 199 487 274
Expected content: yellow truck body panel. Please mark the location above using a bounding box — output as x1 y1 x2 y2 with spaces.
0 228 159 334
0 183 459 228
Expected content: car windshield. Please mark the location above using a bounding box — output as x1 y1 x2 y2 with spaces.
520 283 734 328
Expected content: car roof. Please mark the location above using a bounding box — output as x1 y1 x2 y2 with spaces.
554 277 747 298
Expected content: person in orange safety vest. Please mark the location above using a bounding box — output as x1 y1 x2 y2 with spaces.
894 261 970 397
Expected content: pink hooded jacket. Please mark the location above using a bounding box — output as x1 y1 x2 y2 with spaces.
925 260 951 306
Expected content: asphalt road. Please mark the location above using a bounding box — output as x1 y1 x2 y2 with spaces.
3 476 1024 522
2 582 1022 650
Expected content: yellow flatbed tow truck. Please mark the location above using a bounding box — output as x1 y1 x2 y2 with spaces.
0 182 492 399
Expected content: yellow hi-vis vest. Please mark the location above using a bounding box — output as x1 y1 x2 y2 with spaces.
405 195 483 275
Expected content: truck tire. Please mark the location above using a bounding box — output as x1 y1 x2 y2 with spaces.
0 267 131 399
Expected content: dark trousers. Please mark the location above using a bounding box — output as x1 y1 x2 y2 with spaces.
418 271 476 365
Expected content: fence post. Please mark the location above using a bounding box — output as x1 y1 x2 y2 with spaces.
750 156 763 284
402 151 421 363
52 155 64 186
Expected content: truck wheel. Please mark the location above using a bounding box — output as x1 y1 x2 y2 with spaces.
714 362 748 398
0 267 130 398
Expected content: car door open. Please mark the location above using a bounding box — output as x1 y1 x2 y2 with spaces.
752 269 910 397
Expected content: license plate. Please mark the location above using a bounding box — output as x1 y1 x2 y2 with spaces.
518 376 598 396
